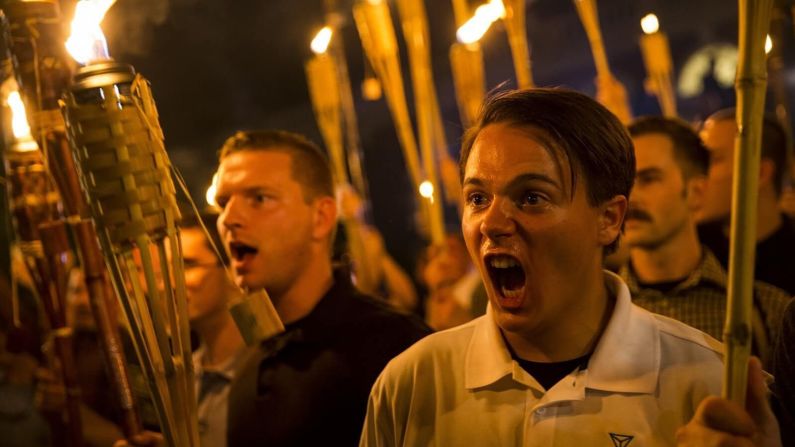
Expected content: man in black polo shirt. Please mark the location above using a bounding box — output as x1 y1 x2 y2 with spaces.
212 130 430 447
698 110 795 295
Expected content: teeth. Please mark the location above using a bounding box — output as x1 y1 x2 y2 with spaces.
501 286 523 298
489 256 519 269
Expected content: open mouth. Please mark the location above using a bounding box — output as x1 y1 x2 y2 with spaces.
229 241 258 262
485 254 526 300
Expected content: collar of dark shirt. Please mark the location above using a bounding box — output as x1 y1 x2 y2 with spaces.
621 246 727 295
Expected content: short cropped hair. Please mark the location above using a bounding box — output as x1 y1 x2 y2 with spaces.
218 130 334 202
179 208 228 264
707 108 789 195
459 88 635 254
628 116 709 178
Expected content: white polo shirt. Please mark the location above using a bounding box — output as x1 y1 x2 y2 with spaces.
360 272 724 447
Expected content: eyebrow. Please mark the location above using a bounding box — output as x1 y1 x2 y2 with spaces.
464 172 562 190
636 167 663 177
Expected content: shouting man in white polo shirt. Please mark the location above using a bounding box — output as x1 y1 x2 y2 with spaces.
360 89 725 447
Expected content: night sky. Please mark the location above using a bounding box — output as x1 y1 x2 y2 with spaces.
98 0 791 270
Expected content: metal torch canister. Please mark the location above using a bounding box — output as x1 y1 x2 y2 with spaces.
61 60 198 447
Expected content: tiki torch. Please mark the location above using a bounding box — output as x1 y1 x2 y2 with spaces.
2 86 83 447
573 0 632 124
2 0 142 439
639 13 677 117
305 26 380 290
395 0 447 243
723 0 774 404
59 2 198 445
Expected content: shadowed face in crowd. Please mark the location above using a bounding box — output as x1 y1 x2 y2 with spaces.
214 150 323 296
698 117 735 223
625 133 702 249
181 227 232 327
461 123 622 338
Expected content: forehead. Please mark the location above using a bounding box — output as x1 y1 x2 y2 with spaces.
632 133 677 166
464 123 571 189
217 149 295 189
700 118 735 154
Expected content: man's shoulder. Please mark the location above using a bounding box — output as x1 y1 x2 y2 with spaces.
380 318 479 376
648 310 724 358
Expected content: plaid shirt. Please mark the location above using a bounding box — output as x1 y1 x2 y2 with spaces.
620 247 791 364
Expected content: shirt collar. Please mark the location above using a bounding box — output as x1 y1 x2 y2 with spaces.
193 343 249 381
620 246 727 295
465 271 660 394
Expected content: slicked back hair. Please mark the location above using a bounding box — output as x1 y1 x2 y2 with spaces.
628 116 709 178
218 130 334 202
707 108 789 195
459 88 636 254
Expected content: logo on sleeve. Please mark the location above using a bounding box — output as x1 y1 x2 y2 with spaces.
609 433 634 447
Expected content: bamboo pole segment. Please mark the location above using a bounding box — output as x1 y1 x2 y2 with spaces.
723 0 774 405
396 0 446 244
573 0 610 79
502 0 534 89
451 0 470 27
449 43 485 128
353 0 424 193
639 14 678 117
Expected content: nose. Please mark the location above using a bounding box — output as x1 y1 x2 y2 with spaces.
480 196 516 240
218 196 244 233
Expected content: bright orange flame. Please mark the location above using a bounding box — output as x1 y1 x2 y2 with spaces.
456 0 505 44
311 26 333 55
7 91 32 139
65 0 117 64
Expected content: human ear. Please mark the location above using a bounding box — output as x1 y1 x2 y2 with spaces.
312 196 338 241
597 195 628 247
685 176 707 213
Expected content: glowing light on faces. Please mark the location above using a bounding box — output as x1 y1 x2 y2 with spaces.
640 13 659 35
7 91 32 139
65 0 117 64
419 180 435 199
456 0 506 44
311 26 333 55
765 34 773 55
206 173 219 208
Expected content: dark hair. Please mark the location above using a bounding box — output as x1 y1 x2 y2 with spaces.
707 108 789 195
459 88 635 254
218 130 334 201
628 116 709 178
179 208 228 264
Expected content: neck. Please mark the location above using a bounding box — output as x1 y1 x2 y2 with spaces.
273 254 334 325
721 190 782 242
630 224 701 283
503 264 613 362
196 312 244 367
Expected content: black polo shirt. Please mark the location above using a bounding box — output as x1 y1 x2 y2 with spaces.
227 270 431 447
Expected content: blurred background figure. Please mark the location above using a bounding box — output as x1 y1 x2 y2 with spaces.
698 109 795 296
420 233 486 331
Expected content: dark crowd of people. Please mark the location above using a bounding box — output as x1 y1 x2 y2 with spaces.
1 88 794 447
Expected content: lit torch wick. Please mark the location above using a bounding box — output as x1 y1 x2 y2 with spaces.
65 0 117 64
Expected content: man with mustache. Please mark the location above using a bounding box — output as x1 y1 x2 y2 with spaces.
622 116 789 365
213 130 430 447
360 90 731 446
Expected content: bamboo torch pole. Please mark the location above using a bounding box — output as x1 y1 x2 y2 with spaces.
573 0 632 124
305 27 380 291
396 0 446 244
639 13 678 117
502 0 534 89
723 0 774 404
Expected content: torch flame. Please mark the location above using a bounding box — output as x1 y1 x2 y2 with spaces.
65 0 117 64
765 34 773 55
7 91 32 139
640 13 660 35
206 173 219 208
419 180 435 199
311 26 333 55
456 0 506 45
